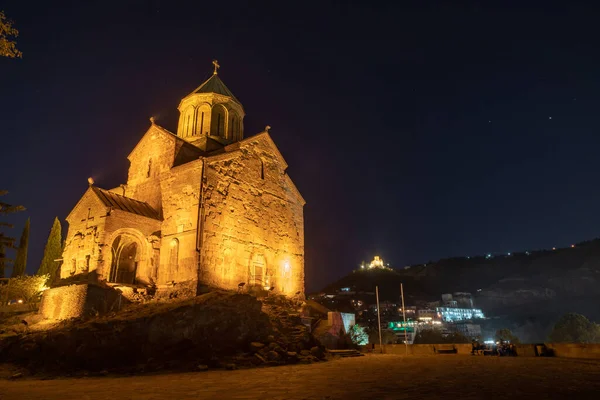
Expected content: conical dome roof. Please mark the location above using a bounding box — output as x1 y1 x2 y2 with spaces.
188 73 240 103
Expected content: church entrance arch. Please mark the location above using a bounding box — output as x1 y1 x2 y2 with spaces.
109 234 141 284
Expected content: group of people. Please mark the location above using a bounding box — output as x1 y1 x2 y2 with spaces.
471 340 517 356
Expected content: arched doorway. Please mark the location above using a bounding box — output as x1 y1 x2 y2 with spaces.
109 235 140 284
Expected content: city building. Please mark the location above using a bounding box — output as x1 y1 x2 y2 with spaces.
436 307 485 322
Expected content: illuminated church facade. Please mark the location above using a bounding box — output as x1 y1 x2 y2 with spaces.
59 62 305 298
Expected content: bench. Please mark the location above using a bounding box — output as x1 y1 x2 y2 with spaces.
434 345 457 354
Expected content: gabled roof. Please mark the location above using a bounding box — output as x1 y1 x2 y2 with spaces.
127 123 206 161
224 131 288 170
91 186 161 220
216 130 306 205
187 74 240 103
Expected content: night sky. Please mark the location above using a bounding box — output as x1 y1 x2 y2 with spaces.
2 1 600 292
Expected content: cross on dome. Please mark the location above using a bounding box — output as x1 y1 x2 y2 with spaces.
212 59 220 75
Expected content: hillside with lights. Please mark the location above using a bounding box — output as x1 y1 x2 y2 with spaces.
316 239 600 341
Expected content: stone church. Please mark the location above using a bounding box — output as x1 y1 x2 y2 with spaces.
58 63 305 299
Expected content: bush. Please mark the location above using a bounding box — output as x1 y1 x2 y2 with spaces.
0 275 49 307
495 328 520 344
548 313 600 343
348 324 369 346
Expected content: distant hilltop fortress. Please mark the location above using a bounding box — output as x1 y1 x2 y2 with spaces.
53 62 306 303
361 256 391 270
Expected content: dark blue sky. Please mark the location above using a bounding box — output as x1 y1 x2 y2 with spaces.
2 1 600 291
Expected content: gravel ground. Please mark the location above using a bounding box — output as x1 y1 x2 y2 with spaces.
1 354 599 400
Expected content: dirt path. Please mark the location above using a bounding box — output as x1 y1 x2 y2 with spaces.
1 355 599 400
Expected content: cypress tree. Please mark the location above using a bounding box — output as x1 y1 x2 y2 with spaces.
11 218 30 277
0 190 25 278
37 217 62 284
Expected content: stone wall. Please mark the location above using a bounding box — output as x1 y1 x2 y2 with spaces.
61 191 108 280
39 284 88 320
127 125 177 213
39 283 124 320
374 344 482 355
199 134 305 296
158 159 203 285
545 343 600 359
373 343 600 359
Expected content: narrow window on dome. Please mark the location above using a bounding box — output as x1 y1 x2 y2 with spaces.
147 159 152 178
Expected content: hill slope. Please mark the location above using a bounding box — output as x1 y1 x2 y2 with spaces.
319 239 600 341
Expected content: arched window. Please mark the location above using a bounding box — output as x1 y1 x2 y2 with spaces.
228 112 238 140
211 104 226 138
260 159 265 180
182 106 195 137
147 159 152 178
169 238 179 272
196 104 210 136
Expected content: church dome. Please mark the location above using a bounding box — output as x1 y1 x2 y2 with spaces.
176 60 245 148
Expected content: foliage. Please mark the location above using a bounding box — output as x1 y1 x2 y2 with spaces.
0 190 25 278
495 328 521 344
37 217 62 284
11 218 29 277
413 329 471 344
0 274 49 305
548 313 600 343
0 11 22 58
348 324 369 346
368 328 398 344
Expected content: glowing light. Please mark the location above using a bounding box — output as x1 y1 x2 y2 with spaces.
17 299 23 304
368 256 385 269
571 244 575 248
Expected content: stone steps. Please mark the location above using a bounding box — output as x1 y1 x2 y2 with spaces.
327 349 364 358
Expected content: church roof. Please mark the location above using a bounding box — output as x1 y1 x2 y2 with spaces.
91 186 161 220
188 74 240 103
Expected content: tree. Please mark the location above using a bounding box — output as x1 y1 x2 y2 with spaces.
548 313 600 343
0 190 25 278
37 217 62 284
0 11 22 58
11 218 29 277
495 328 521 344
347 324 369 347
368 328 398 344
0 275 49 306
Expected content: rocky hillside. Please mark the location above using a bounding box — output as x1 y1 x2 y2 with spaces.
319 239 600 341
0 291 325 375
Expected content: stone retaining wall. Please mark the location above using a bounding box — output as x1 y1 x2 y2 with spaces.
370 343 600 359
545 343 600 359
39 283 124 320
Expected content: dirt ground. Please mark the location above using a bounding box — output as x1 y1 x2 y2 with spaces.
1 354 599 400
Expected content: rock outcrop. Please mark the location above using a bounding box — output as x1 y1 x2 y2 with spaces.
0 291 325 375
